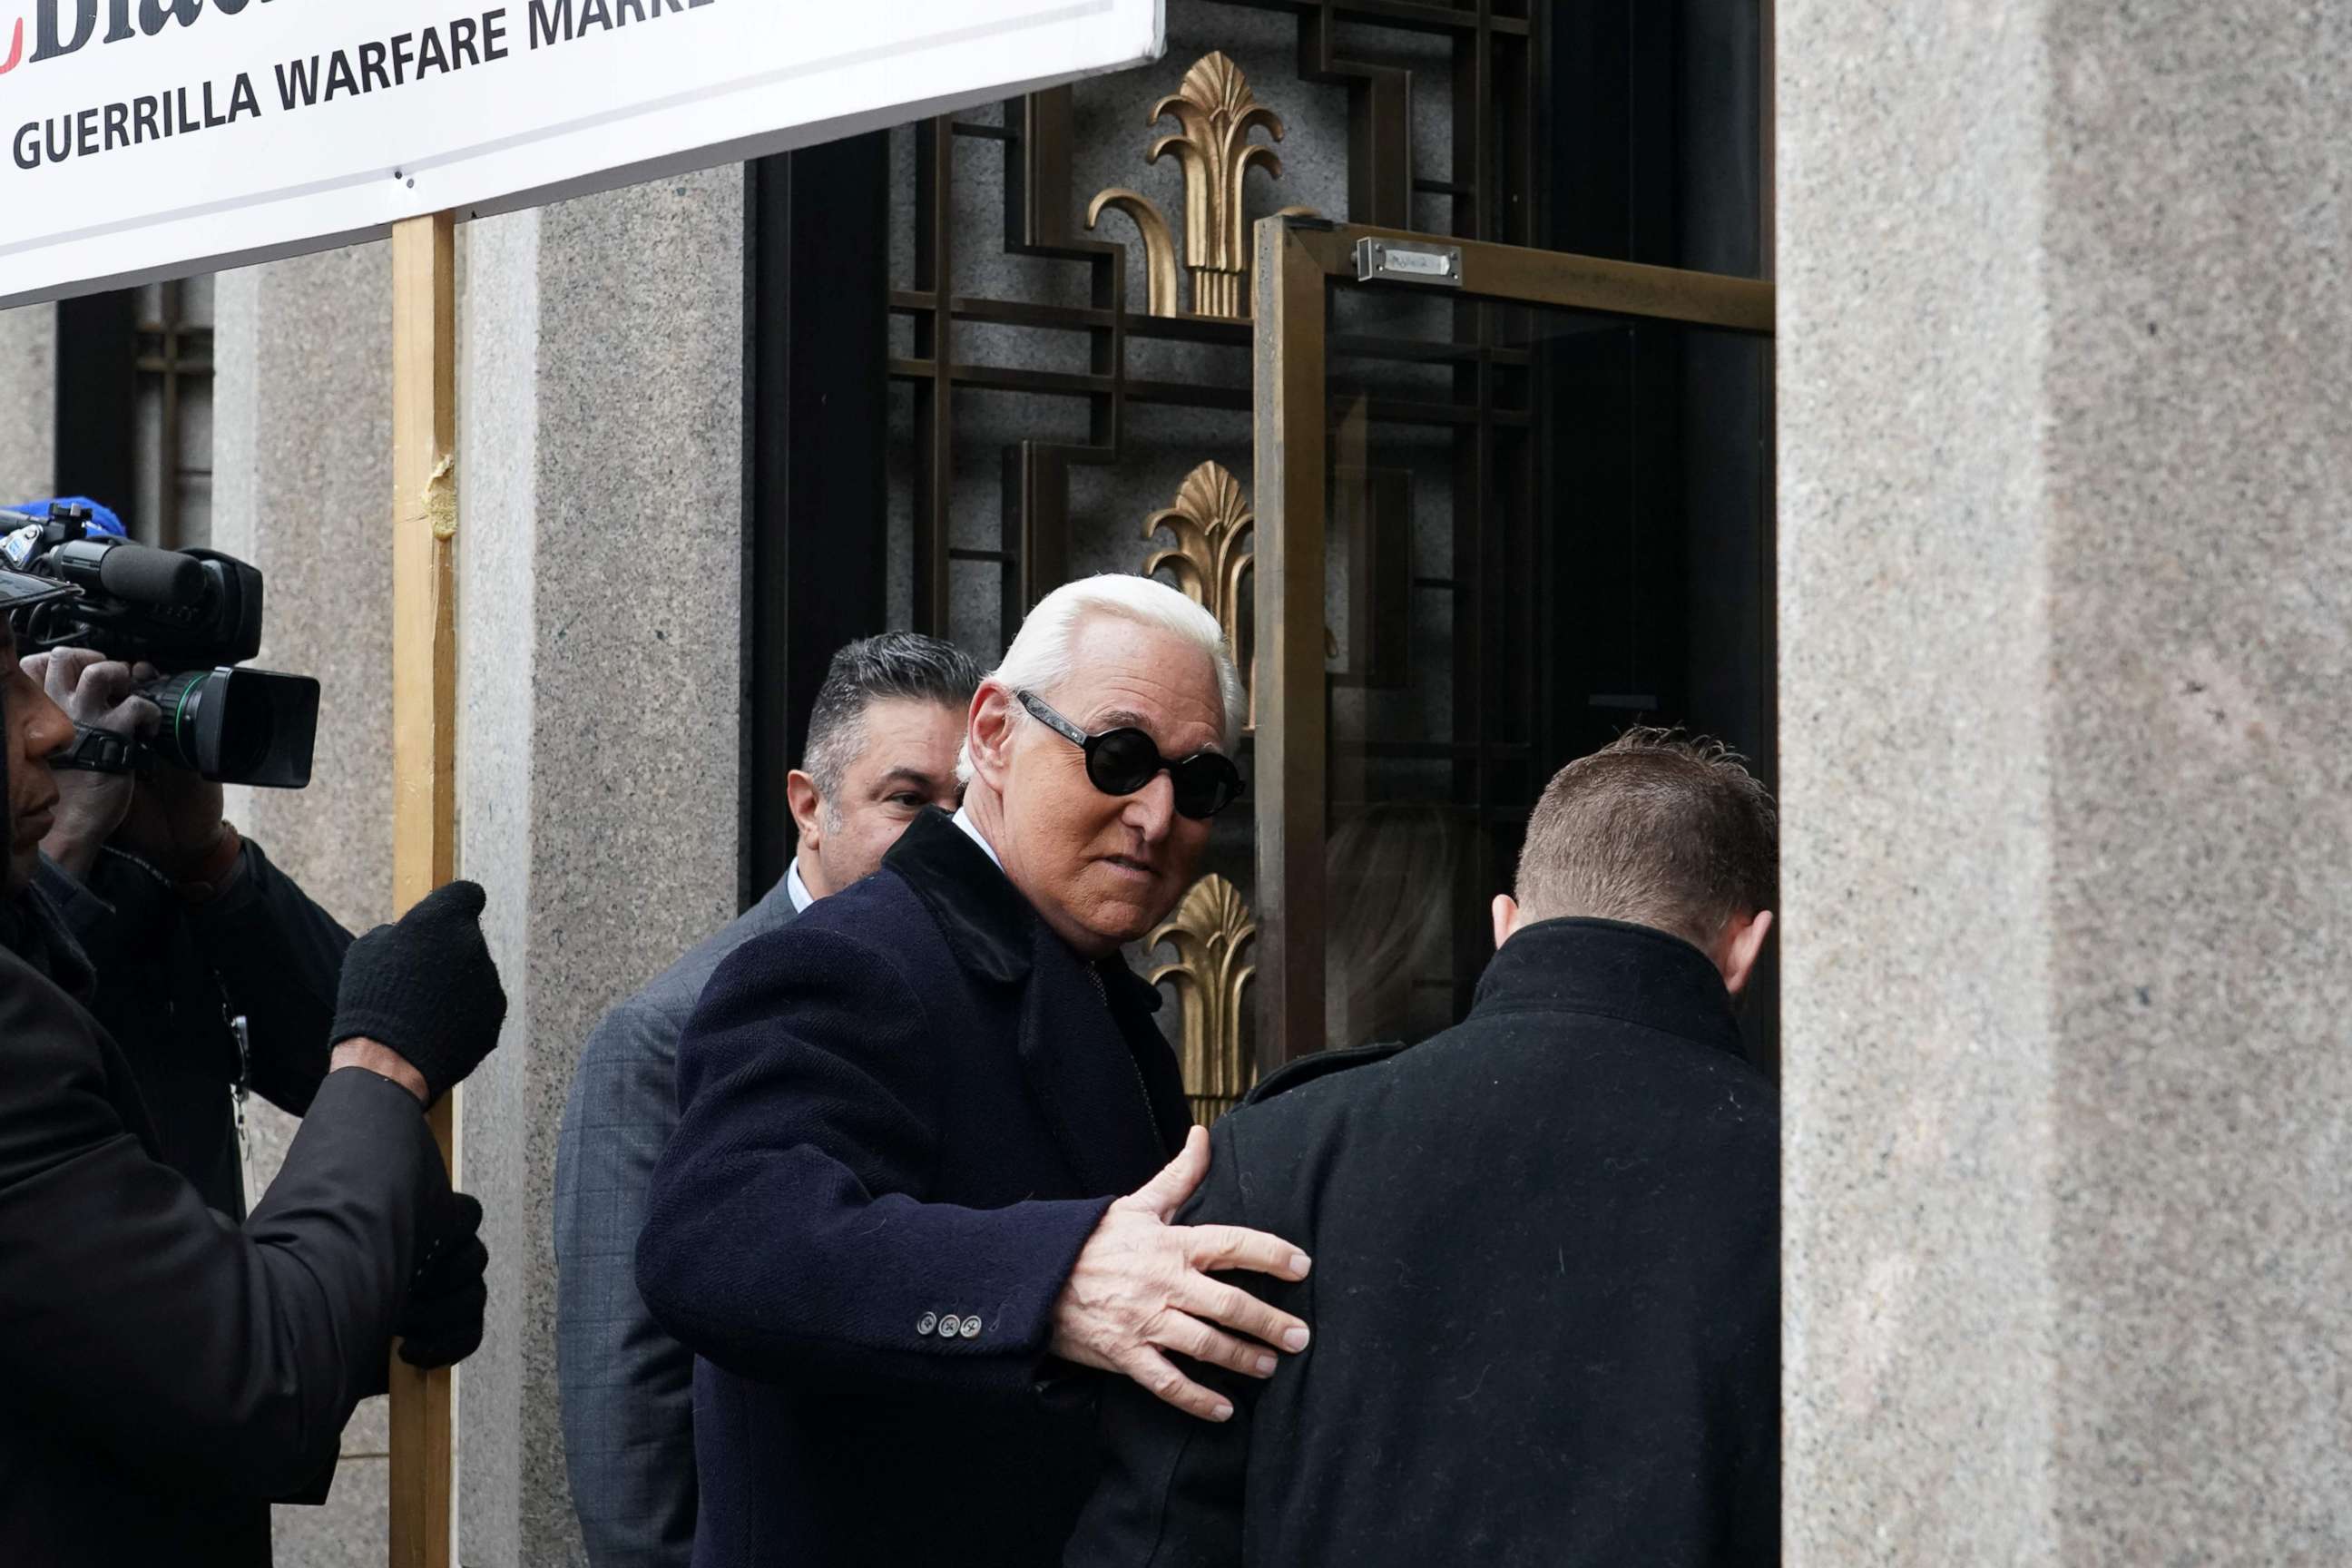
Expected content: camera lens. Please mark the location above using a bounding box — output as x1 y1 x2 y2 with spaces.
141 670 259 779
132 667 319 788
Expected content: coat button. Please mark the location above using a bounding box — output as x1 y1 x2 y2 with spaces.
916 1313 937 1336
959 1315 984 1338
936 1315 961 1338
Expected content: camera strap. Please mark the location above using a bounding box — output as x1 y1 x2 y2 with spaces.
52 724 137 776
230 1013 256 1218
207 964 257 1218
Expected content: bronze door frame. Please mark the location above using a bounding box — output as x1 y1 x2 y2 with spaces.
1250 217 1776 1072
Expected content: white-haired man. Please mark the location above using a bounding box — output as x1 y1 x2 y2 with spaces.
637 577 1311 1568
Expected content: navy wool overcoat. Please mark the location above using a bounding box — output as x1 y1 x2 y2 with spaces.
636 808 1191 1567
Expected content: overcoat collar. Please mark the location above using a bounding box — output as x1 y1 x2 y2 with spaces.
883 808 1163 1014
1474 916 1748 1063
885 808 1186 1184
886 808 1035 985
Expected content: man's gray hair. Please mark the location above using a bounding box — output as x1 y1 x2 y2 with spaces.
956 574 1245 785
1513 727 1779 949
801 632 982 817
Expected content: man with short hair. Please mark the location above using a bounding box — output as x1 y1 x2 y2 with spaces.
1066 728 1782 1568
635 575 1315 1567
555 631 979 1568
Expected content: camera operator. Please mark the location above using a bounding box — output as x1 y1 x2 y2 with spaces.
0 496 348 1223
27 643 350 1220
0 575 506 1567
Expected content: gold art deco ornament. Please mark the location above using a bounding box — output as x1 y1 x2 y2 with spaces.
1088 52 1312 320
1142 460 1256 725
1146 873 1260 1122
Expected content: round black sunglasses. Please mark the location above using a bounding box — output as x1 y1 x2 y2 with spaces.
1017 691 1245 820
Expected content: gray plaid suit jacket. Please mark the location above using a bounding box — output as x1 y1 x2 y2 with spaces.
554 876 799 1568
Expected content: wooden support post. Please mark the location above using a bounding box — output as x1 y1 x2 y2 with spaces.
389 210 460 1568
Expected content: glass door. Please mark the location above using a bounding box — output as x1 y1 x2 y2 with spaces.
1251 220 1776 1073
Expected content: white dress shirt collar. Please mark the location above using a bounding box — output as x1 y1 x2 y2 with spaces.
951 806 1004 871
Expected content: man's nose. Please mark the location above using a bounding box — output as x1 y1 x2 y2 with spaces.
1121 771 1177 844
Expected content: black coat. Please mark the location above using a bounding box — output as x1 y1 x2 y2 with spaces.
1064 917 1780 1568
636 808 1191 1568
0 902 446 1568
39 837 352 1219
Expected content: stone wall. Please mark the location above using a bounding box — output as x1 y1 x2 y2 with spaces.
211 168 745 1567
0 304 54 501
456 167 745 1568
1780 1 2352 1560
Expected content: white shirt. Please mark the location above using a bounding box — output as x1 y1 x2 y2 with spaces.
951 806 1004 870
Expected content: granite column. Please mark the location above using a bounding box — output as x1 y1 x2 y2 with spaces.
457 168 746 1568
1780 3 2352 1560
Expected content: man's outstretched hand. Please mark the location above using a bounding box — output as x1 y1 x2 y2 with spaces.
1048 1125 1312 1424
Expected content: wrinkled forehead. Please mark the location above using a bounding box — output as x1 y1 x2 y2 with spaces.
1050 649 1225 754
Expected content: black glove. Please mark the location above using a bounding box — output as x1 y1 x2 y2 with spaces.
398 1191 488 1369
330 879 507 1104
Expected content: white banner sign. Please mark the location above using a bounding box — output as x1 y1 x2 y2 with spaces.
1 0 1162 307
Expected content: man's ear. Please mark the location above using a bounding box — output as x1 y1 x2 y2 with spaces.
965 682 1019 791
786 769 825 848
1718 908 1775 999
1490 893 1522 952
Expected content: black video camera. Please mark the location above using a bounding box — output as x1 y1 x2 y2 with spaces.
2 504 319 789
